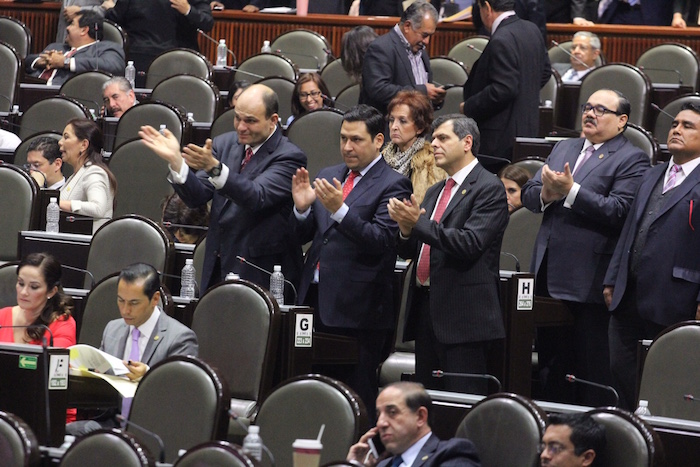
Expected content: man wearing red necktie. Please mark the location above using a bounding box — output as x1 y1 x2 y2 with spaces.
291 105 412 417
389 114 508 395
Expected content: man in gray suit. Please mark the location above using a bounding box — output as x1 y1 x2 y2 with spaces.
67 263 197 435
389 114 508 394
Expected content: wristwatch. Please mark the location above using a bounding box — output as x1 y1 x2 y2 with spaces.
207 161 222 177
64 55 71 68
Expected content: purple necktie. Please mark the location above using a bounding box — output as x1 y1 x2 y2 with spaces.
121 327 141 419
572 145 595 176
663 164 682 193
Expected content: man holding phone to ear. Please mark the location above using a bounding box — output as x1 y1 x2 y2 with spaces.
346 382 481 466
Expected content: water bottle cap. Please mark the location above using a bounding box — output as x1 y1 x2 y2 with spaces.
273 265 282 272
225 273 240 280
50 197 57 202
639 400 648 407
264 40 270 46
160 124 166 129
248 425 260 434
185 258 194 265
127 61 134 66
219 39 225 44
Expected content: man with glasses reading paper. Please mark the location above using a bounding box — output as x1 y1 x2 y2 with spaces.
521 89 649 406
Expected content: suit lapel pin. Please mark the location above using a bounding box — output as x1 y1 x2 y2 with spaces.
461 189 466 195
153 335 160 341
598 154 604 159
422 455 429 461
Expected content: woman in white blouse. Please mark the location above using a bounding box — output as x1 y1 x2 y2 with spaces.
59 118 117 233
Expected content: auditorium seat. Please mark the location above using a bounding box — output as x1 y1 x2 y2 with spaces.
588 407 662 467
638 320 700 422
77 274 120 347
255 374 368 467
320 59 354 98
378 262 415 387
652 93 700 145
84 215 171 288
19 97 92 140
102 19 127 51
577 64 651 131
0 16 31 60
0 164 39 261
109 139 174 221
434 85 464 117
60 71 114 118
151 75 219 124
636 43 699 93
623 123 659 164
0 410 40 467
456 392 547 467
429 56 468 88
233 53 297 84
540 69 562 125
145 48 212 89
113 101 185 151
0 40 20 112
334 83 360 111
448 35 489 74
0 262 18 308
254 76 295 123
271 29 332 71
210 109 237 140
286 108 344 179
60 428 153 467
192 237 206 295
500 207 542 272
190 278 280 439
512 157 545 178
173 441 254 467
129 355 230 463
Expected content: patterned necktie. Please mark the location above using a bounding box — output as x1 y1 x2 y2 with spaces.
572 145 595 176
240 147 254 172
121 327 141 418
663 164 682 193
342 170 360 200
390 455 404 467
39 47 76 82
416 178 456 284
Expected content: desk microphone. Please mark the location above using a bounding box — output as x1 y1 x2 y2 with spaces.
684 394 697 402
320 93 347 111
432 370 502 392
227 412 276 466
638 66 683 85
161 221 209 231
116 414 166 464
60 94 104 118
198 28 237 64
651 103 675 121
61 264 96 290
275 49 320 70
565 374 619 407
235 256 298 305
500 252 521 272
0 324 55 347
550 40 591 70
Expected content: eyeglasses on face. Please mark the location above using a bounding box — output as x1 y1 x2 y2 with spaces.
581 103 622 117
299 90 322 100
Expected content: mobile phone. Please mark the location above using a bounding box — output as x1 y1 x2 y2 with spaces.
368 433 385 458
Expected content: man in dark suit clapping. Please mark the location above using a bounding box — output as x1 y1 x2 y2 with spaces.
389 114 509 394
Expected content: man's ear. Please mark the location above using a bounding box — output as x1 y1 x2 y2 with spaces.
581 449 596 466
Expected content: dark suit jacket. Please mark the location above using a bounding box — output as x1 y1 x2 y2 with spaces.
26 41 125 86
376 433 481 467
546 0 598 21
176 0 214 51
598 0 673 25
674 0 700 26
462 15 550 160
173 128 306 293
521 134 649 304
398 163 508 344
473 0 547 43
360 28 433 116
100 310 199 366
605 161 700 325
294 158 412 329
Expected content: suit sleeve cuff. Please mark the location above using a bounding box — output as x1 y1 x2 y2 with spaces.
563 182 581 209
169 162 190 184
208 163 229 189
330 203 349 223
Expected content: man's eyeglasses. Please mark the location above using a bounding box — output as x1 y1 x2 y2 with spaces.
581 103 623 117
539 442 571 456
299 90 322 100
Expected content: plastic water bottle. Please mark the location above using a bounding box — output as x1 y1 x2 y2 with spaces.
242 425 263 462
217 39 228 66
225 272 240 280
46 197 60 233
181 259 196 299
634 399 651 417
159 124 167 135
269 265 284 305
186 112 195 123
11 105 19 115
261 40 271 54
125 61 136 89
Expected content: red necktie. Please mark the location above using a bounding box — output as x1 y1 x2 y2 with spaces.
342 170 359 200
240 147 253 172
416 178 456 284
40 48 75 82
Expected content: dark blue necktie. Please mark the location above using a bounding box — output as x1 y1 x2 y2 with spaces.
390 456 403 467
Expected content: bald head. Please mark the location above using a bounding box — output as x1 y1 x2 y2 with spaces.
234 84 280 146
